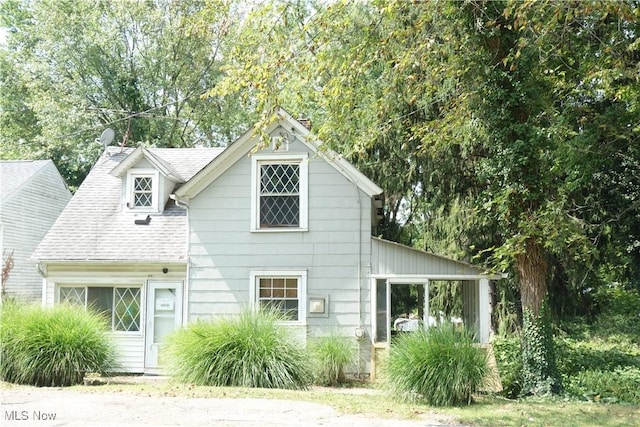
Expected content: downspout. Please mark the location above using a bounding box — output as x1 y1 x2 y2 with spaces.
38 262 47 307
354 180 365 379
170 194 190 325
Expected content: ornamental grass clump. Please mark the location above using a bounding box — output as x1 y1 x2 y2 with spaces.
309 331 356 386
0 302 117 386
384 323 488 406
165 308 312 389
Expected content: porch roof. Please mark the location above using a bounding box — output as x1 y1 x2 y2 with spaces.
370 237 502 280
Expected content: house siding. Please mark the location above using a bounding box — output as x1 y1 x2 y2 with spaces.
187 136 373 351
1 162 70 302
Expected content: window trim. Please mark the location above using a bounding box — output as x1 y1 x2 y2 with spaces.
249 270 307 325
57 284 143 335
126 169 159 212
250 154 308 232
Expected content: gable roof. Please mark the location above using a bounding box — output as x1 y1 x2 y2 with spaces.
109 146 184 182
1 160 55 202
175 109 383 200
33 147 223 263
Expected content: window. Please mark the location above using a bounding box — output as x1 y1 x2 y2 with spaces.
260 163 299 227
133 176 153 207
250 271 307 324
126 169 159 211
251 154 308 231
59 286 142 332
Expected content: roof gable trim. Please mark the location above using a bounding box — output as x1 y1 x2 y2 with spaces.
176 109 382 199
109 147 184 182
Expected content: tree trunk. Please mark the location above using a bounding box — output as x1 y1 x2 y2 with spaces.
515 238 562 396
515 238 547 317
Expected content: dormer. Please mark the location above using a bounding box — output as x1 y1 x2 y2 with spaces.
110 147 184 213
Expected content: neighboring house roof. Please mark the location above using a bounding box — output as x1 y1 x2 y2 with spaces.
175 109 383 200
1 160 55 201
32 147 223 263
2 159 71 301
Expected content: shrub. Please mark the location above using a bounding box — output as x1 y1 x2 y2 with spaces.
494 333 640 403
0 302 117 386
555 337 640 378
309 331 356 386
492 336 523 399
564 367 640 404
165 308 312 389
383 324 488 406
593 286 640 341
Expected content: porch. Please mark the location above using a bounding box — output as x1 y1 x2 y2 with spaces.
369 237 502 380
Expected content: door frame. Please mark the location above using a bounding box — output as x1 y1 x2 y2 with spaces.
371 276 430 345
144 281 183 374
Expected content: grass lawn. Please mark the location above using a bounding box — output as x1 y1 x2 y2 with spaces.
52 380 640 427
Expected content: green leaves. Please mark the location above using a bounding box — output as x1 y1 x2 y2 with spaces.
0 0 253 188
164 308 312 389
384 323 489 406
0 302 117 386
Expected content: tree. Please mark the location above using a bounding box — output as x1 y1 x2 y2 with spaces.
215 0 640 396
0 0 254 188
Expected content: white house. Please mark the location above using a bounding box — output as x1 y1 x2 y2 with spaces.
1 160 71 302
33 110 500 376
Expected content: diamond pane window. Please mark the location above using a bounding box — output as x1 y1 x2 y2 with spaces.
60 287 85 306
258 277 299 321
260 163 299 227
133 176 153 207
57 285 142 333
113 287 141 332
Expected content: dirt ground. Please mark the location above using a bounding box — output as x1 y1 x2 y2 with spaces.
1 379 466 427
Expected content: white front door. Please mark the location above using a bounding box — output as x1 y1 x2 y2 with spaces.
145 281 183 373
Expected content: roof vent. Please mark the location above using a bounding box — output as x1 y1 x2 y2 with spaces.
134 215 151 225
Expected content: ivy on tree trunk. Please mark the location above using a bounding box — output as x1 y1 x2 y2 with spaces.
521 306 562 396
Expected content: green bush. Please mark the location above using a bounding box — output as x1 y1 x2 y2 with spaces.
564 367 640 404
493 333 640 403
165 308 312 389
492 336 523 399
593 286 640 341
556 337 640 377
383 324 488 406
309 331 356 386
0 303 117 386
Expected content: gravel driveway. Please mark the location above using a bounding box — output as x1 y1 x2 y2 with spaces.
1 382 465 427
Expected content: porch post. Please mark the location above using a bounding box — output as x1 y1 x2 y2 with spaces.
478 278 490 343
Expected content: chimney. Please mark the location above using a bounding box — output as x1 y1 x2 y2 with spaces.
297 116 312 130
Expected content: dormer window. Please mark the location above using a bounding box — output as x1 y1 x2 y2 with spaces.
251 154 308 231
126 169 159 212
133 176 153 207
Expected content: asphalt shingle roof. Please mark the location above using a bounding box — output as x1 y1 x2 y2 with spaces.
1 160 51 201
32 147 223 262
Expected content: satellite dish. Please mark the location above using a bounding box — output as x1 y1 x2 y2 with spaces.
99 128 115 148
